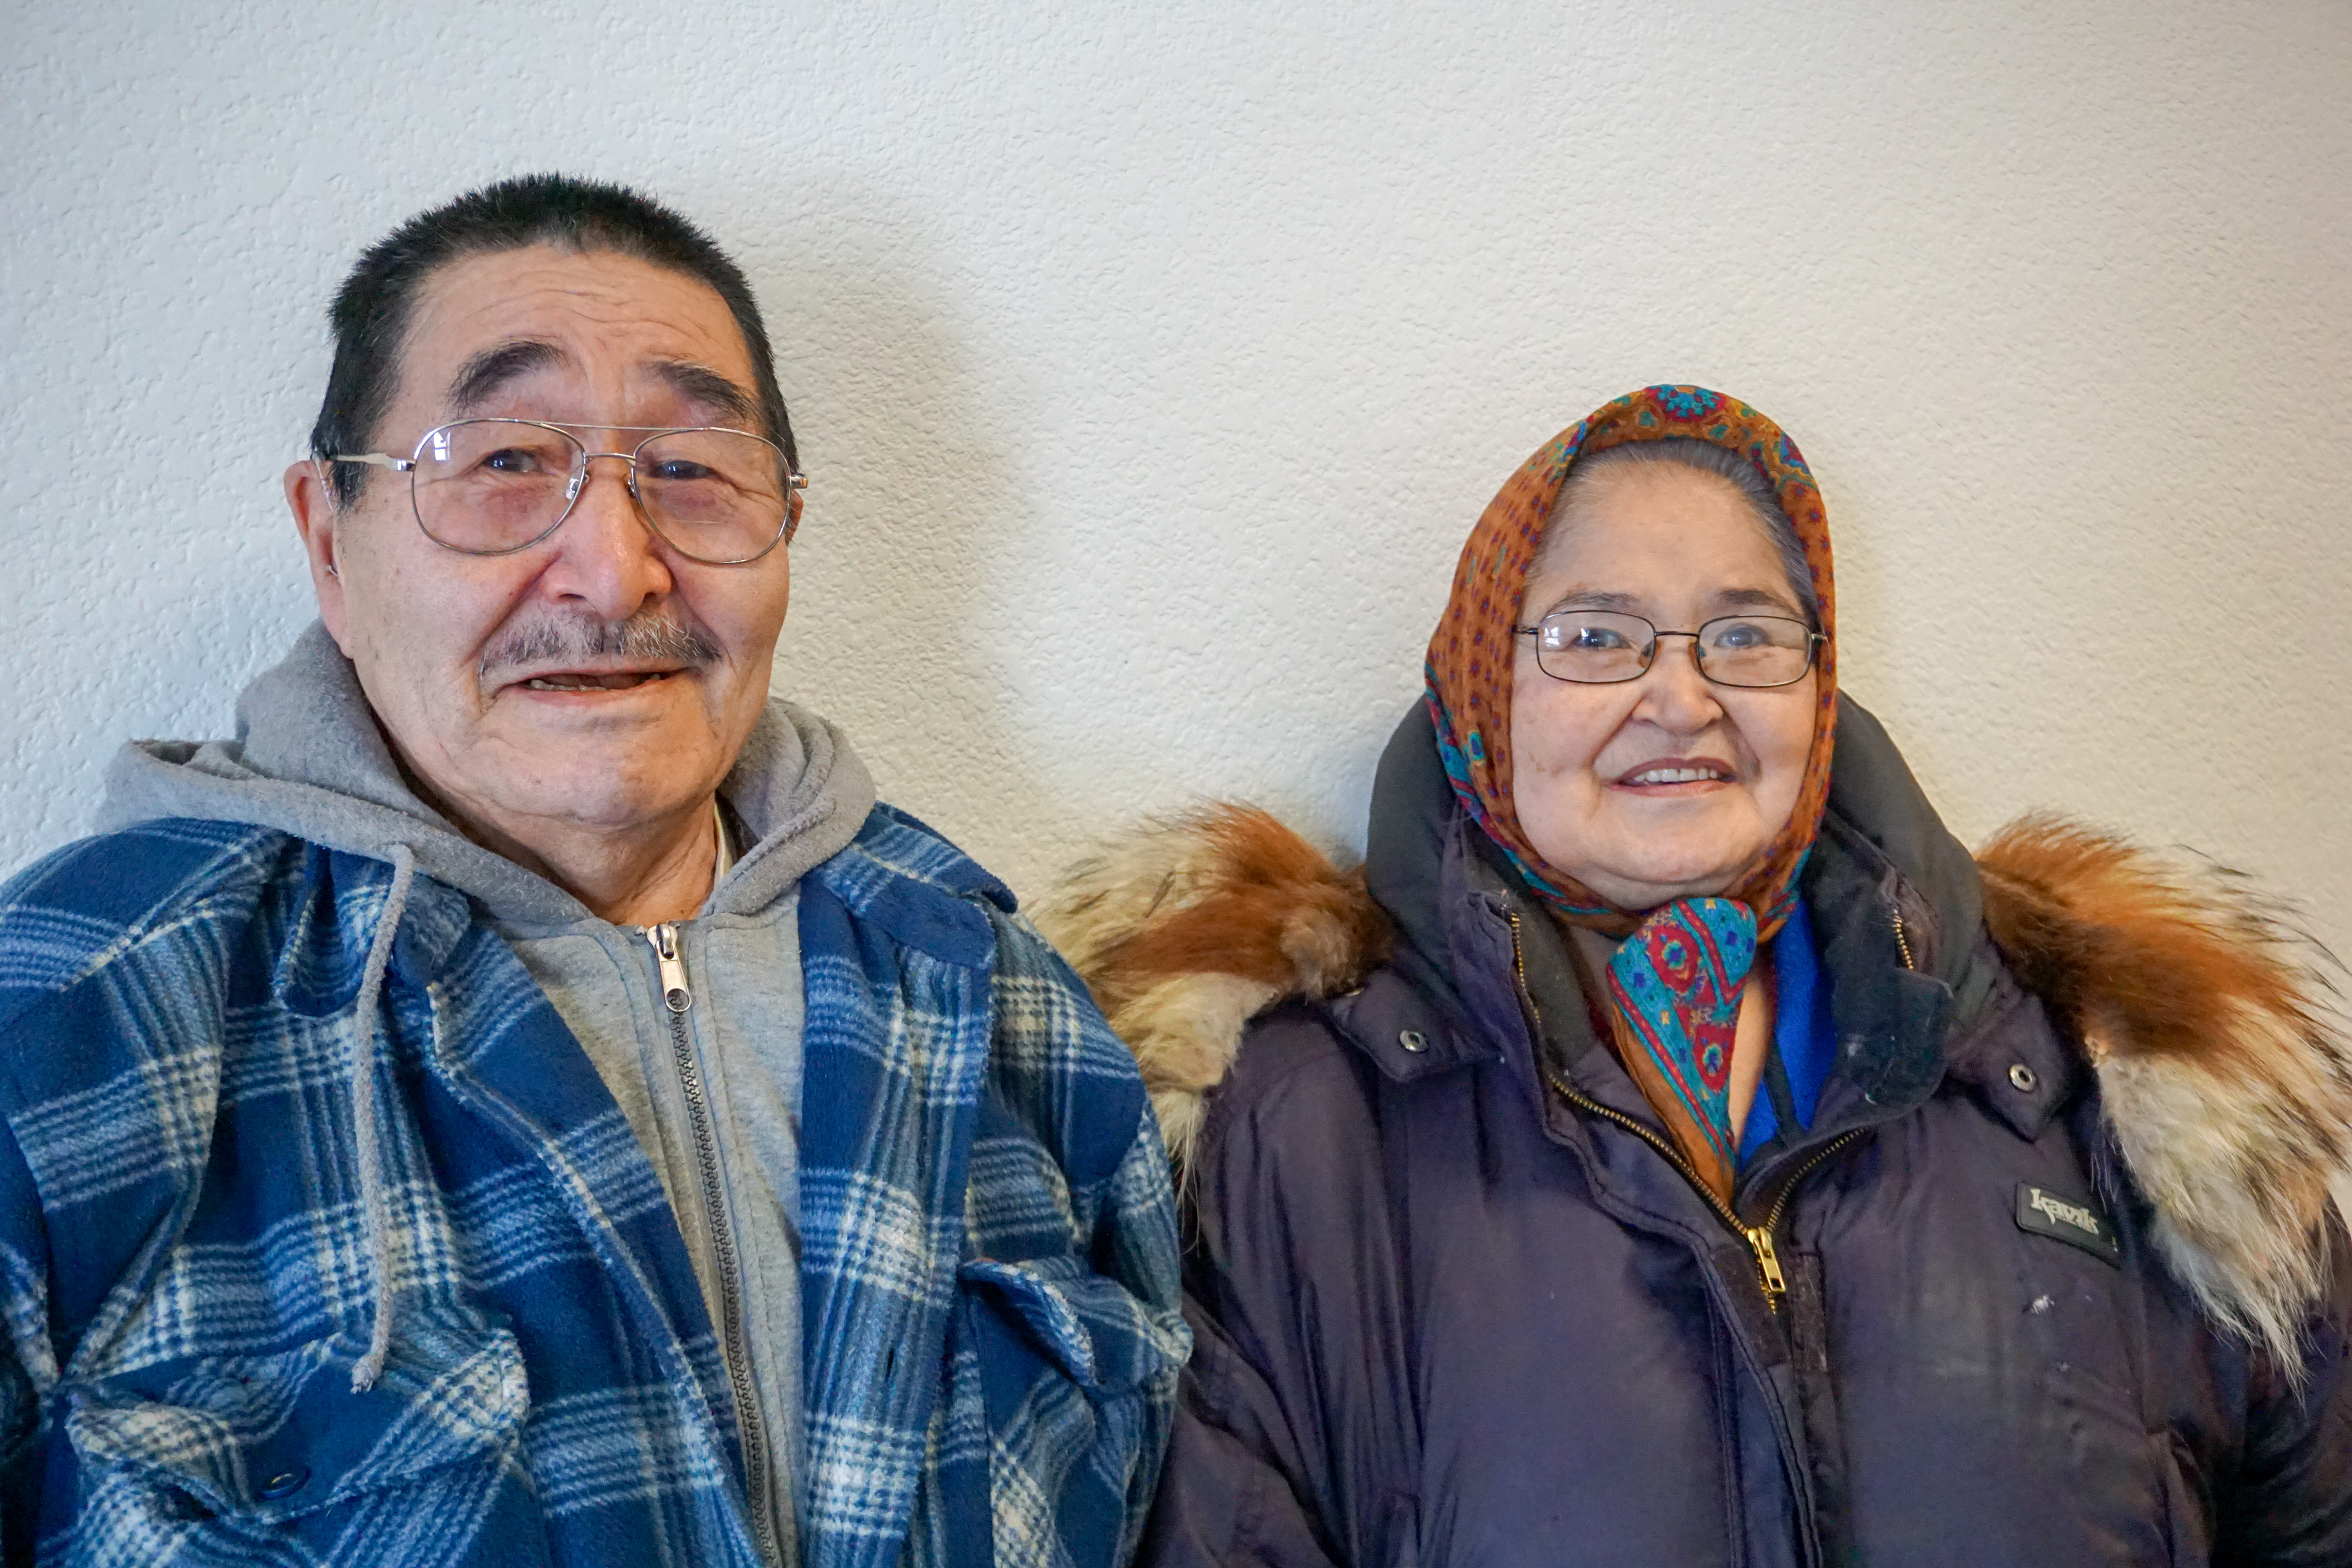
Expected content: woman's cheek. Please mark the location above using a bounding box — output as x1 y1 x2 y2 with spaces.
1742 688 1817 823
1518 680 1608 774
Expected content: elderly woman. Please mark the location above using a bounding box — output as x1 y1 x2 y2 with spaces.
1042 386 2352 1566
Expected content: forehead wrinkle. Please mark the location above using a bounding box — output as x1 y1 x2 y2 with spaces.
407 250 757 428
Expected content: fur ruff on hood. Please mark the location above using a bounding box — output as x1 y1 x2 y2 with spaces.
1036 806 2352 1367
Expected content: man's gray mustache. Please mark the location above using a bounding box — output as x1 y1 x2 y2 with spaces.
478 611 722 680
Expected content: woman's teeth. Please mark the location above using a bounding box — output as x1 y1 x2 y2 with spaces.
1626 765 1728 785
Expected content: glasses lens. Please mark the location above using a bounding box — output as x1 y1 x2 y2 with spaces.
634 430 791 563
1535 612 1654 682
410 421 581 553
1695 615 1815 687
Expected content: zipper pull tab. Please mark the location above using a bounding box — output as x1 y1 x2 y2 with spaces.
1746 1224 1789 1307
645 923 692 1013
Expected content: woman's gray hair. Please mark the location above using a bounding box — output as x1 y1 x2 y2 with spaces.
1546 437 1821 628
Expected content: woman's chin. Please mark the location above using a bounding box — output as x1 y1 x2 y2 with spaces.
1570 840 1759 911
1549 811 1762 904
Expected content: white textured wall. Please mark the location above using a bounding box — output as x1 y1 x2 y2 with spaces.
5 1 2348 960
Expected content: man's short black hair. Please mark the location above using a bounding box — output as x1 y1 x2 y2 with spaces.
309 174 796 506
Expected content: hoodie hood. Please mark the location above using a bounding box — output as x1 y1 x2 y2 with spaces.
98 620 877 925
95 618 879 1394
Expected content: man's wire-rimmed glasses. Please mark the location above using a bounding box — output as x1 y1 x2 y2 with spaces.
1513 609 1825 688
332 418 806 564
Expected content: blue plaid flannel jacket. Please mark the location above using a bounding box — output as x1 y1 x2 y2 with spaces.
0 805 1186 1566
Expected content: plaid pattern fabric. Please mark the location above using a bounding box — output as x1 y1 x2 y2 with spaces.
0 806 1185 1567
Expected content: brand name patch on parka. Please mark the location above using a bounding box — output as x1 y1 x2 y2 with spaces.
2014 1183 2122 1265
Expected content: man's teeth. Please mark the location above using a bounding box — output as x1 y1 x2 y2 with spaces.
523 672 664 691
1628 766 1728 785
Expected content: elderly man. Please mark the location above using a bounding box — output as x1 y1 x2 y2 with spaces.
0 176 1183 1567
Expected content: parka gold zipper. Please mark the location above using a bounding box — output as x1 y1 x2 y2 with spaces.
1510 912 1866 1312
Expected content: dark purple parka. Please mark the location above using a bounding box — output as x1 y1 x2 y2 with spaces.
1139 699 2352 1568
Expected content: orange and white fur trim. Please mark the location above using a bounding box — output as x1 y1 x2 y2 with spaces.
1038 806 2352 1368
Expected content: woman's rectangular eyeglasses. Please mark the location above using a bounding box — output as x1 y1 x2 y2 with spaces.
1512 609 1825 688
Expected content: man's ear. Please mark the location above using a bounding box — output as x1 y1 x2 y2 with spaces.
285 459 352 649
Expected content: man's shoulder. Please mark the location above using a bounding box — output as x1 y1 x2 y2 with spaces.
804 801 1152 1156
831 801 1016 906
0 819 298 1016
820 801 1119 1014
802 801 1023 967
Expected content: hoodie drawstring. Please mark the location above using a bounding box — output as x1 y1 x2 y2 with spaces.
349 844 417 1392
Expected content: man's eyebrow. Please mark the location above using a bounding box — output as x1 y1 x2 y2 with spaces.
652 359 759 428
447 339 568 414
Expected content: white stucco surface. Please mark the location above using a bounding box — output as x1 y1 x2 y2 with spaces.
4 1 2347 960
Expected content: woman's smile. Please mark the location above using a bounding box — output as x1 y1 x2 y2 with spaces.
1611 755 1739 791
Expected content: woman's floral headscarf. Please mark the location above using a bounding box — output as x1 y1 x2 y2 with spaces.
1424 385 1839 1196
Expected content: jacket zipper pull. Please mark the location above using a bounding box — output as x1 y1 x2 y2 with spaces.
1746 1224 1789 1306
646 923 693 1013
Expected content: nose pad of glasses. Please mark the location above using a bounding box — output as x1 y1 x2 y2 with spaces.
1641 632 1711 685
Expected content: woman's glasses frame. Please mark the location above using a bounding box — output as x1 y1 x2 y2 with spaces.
1511 610 1826 689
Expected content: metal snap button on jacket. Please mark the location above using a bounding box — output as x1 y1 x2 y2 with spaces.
257 1467 309 1500
2008 1063 2038 1093
1399 1030 1428 1053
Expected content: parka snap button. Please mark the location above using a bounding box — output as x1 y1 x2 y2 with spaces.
1398 1030 1428 1054
2008 1063 2038 1093
257 1467 309 1499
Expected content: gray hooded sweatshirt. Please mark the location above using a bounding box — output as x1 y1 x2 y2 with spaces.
98 621 877 1564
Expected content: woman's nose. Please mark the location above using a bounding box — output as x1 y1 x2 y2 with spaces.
1631 633 1723 731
